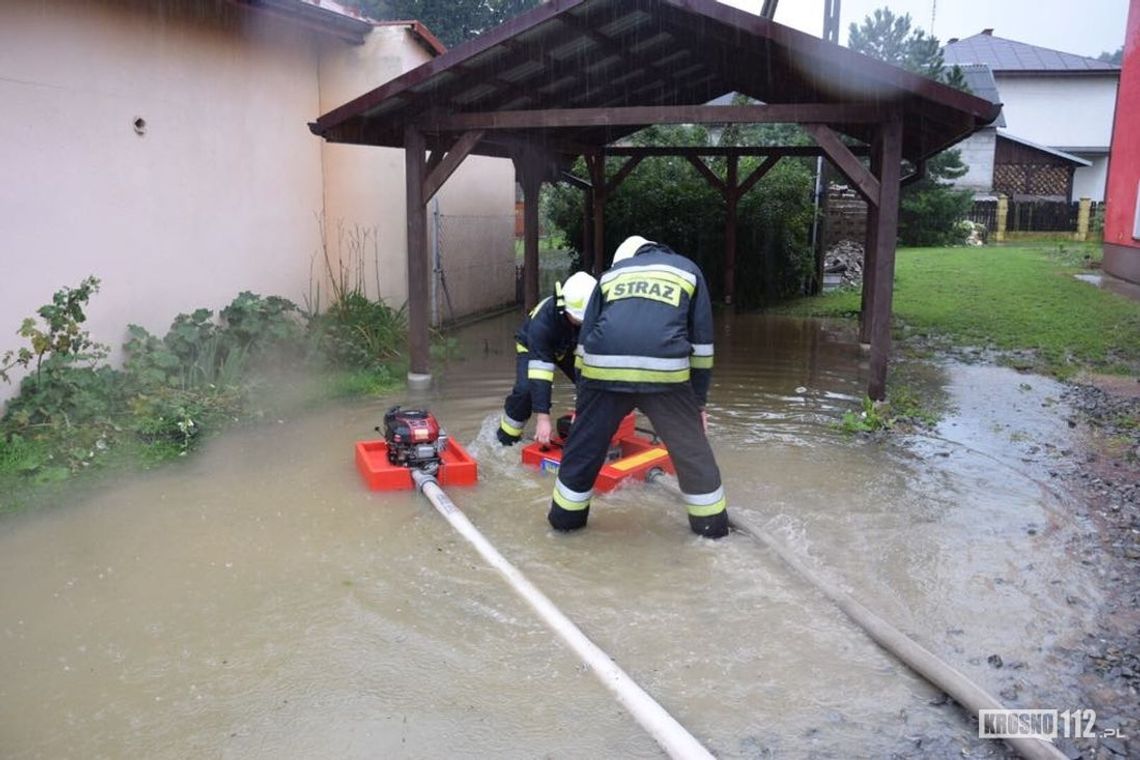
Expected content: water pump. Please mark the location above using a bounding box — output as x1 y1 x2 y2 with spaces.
380 406 448 473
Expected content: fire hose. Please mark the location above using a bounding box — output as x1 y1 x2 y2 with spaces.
647 472 1066 760
410 469 715 759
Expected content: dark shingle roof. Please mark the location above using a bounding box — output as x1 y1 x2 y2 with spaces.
957 64 1005 127
944 32 1119 73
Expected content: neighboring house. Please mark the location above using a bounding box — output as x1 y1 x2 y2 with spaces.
1104 0 1140 285
944 29 1120 202
0 0 515 395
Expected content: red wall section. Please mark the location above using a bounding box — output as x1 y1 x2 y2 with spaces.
1105 0 1140 283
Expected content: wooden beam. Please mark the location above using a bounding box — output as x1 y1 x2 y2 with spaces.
860 140 882 345
559 172 592 191
901 159 926 187
516 152 543 311
735 154 781 199
604 155 644 196
404 125 431 379
867 117 904 401
422 130 485 204
724 155 738 305
421 104 887 132
685 155 727 195
805 123 881 206
587 155 606 276
605 145 870 158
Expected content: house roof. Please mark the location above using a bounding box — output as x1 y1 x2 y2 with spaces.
311 0 1001 164
232 0 373 43
957 64 1005 127
998 132 1092 166
944 31 1119 74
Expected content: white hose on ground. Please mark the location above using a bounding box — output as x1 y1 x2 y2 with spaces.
646 474 1065 760
410 469 714 760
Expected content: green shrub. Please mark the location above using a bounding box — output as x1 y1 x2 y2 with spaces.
545 126 815 308
310 292 408 370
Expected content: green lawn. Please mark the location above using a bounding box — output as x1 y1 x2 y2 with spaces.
772 243 1140 378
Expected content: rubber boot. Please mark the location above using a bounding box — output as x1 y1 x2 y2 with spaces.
496 427 521 446
689 509 729 539
548 503 589 532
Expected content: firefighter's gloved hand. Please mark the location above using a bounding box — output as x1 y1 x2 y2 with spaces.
535 413 552 445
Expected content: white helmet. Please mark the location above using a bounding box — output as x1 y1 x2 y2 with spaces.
612 235 654 266
559 271 597 322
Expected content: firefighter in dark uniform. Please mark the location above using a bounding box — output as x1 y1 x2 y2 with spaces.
549 236 729 538
497 271 597 446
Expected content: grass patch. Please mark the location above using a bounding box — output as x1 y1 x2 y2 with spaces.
773 243 1140 378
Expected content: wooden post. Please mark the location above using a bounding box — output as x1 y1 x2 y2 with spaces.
587 154 606 275
515 154 543 312
860 144 882 345
724 156 738 305
582 189 594 272
867 117 903 402
1076 196 1091 242
995 194 1009 243
404 125 431 386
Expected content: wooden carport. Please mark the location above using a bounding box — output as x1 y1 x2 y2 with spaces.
310 0 1000 400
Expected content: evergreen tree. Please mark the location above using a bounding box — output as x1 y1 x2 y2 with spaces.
849 7 975 246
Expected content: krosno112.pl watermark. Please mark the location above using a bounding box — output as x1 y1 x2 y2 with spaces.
979 709 1126 740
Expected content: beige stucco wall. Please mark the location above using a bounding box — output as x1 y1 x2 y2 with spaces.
0 0 326 387
1 2 516 404
318 27 516 322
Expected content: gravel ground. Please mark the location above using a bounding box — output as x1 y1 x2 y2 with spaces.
1051 381 1140 758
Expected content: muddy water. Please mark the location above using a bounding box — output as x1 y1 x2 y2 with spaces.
0 314 1101 759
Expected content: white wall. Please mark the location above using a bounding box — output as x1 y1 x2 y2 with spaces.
317 27 516 320
995 73 1118 149
0 0 325 384
951 128 997 193
1072 154 1110 202
0 3 517 406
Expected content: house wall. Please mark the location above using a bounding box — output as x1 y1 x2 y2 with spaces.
995 73 1118 181
1072 155 1110 202
0 0 325 394
1104 0 1140 284
317 28 516 321
0 1 517 405
953 128 997 193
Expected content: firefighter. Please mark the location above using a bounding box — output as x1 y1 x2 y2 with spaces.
548 236 728 538
497 271 597 446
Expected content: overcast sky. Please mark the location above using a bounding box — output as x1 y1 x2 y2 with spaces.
720 0 1128 58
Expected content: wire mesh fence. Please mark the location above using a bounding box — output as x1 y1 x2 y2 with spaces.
434 211 516 326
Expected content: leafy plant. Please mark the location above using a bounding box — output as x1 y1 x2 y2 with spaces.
1 276 107 384
220 292 304 355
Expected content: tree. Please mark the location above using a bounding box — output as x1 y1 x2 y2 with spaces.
1097 47 1123 65
848 7 974 246
350 0 539 48
848 8 967 87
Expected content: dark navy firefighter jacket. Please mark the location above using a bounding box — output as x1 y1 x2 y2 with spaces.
576 242 714 406
515 296 579 414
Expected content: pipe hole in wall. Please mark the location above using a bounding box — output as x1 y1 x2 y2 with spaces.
133 117 147 136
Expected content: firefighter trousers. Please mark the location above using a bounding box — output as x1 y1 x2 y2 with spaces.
549 384 729 538
497 352 534 444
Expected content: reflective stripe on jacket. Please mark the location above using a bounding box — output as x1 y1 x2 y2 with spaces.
577 243 714 405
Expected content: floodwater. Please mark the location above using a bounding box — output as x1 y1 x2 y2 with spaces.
0 313 1103 759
